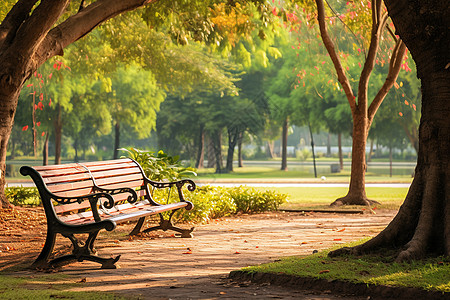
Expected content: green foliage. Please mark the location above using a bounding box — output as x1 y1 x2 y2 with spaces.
5 186 40 206
173 185 287 223
120 148 197 181
228 186 286 213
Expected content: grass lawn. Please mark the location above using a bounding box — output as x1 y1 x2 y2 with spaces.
254 186 409 210
241 241 450 293
0 274 127 299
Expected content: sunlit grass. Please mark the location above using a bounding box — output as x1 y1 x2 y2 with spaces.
0 274 128 299
242 241 450 292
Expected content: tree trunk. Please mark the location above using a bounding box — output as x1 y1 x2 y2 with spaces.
195 126 205 169
238 131 244 168
309 122 317 178
113 122 120 159
42 132 49 166
280 117 288 171
338 132 344 170
330 0 450 261
331 114 377 206
367 139 374 163
226 128 239 172
54 104 62 165
213 131 224 174
326 132 331 157
266 141 275 159
0 90 19 209
74 138 79 163
206 135 215 168
389 145 393 177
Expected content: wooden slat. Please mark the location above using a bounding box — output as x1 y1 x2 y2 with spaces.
43 172 91 184
46 180 94 194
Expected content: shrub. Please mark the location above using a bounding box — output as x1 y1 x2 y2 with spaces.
6 186 40 206
171 185 287 224
120 148 197 181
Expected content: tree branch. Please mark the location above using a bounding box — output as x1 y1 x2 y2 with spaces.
34 0 155 68
357 0 388 113
368 40 407 123
315 0 356 113
0 0 39 48
9 0 69 59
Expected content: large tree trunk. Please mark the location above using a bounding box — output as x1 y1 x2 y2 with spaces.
330 0 450 261
0 91 19 208
280 117 288 171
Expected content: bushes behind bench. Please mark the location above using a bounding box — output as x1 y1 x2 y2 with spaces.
7 185 287 224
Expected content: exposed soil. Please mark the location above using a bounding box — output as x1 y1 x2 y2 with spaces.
0 206 439 299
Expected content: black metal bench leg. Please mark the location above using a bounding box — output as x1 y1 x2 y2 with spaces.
36 231 120 270
31 229 56 269
129 216 146 236
142 213 194 238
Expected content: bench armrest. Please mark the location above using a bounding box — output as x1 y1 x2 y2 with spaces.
92 186 139 204
145 178 196 209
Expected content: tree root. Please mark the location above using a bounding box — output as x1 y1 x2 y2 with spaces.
329 168 449 261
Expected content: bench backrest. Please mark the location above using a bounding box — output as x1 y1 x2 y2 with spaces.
31 158 147 215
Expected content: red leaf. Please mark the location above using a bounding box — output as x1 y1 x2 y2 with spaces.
48 73 53 80
39 93 44 101
399 112 403 117
333 238 342 241
34 104 38 110
37 122 41 127
49 98 52 106
26 83 33 88
319 270 330 274
41 132 45 137
22 125 28 131
234 251 241 254
38 102 44 110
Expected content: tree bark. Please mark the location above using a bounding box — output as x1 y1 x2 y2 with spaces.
53 104 62 165
226 127 239 172
195 126 205 169
280 117 288 171
206 135 215 168
338 132 344 170
42 132 49 166
113 121 120 159
213 131 224 174
238 131 244 168
331 114 376 206
330 0 450 261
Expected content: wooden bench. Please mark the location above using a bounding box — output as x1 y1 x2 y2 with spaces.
20 158 196 269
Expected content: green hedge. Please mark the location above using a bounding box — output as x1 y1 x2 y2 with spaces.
164 185 287 223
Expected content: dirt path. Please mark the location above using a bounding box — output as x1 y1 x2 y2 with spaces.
1 209 397 299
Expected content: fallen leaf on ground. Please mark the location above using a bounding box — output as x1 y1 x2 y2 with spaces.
319 270 330 274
